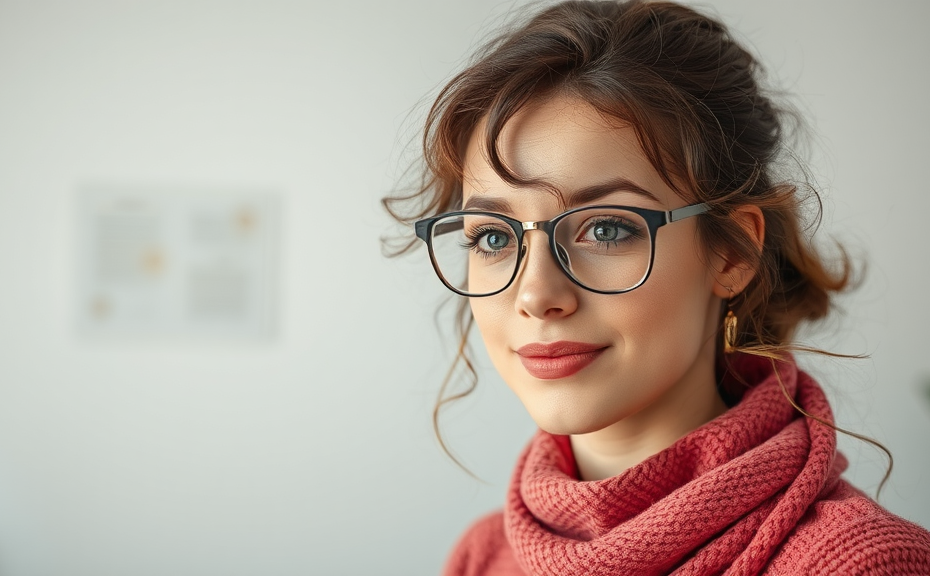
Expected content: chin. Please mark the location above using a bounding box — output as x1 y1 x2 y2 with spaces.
522 401 618 437
538 420 614 437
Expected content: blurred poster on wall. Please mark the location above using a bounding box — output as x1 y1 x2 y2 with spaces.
75 187 279 340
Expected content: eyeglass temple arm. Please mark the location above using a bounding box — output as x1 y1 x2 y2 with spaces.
667 203 710 222
415 218 464 241
433 219 464 236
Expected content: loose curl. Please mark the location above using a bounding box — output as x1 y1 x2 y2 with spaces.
383 0 890 488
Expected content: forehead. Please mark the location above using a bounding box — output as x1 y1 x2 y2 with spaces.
462 95 679 210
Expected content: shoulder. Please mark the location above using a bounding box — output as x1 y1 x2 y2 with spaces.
442 510 524 576
770 480 930 575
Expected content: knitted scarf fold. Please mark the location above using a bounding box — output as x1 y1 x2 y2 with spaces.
503 355 845 576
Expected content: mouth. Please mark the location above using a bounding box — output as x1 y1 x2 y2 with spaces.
515 341 608 380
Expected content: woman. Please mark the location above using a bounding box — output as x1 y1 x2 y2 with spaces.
385 1 930 574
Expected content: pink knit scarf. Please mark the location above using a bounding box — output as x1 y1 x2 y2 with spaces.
504 355 845 576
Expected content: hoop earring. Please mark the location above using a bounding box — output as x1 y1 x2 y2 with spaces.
723 309 738 354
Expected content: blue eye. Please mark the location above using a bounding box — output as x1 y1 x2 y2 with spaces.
581 218 640 244
479 231 510 251
462 224 516 258
591 222 627 242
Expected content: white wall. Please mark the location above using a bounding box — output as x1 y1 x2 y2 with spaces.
0 1 926 575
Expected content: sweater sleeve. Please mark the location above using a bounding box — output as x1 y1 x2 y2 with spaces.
441 511 525 576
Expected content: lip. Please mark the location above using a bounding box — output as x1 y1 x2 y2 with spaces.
515 341 607 380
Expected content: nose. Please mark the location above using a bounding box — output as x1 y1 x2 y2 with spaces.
513 231 579 319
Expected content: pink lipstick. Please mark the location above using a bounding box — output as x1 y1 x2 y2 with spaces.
515 341 607 380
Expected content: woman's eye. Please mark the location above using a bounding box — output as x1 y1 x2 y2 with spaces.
583 220 634 243
478 230 510 251
463 225 514 255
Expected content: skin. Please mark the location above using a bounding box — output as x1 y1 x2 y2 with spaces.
463 95 764 481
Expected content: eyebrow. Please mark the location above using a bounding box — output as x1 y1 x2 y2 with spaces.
462 178 660 212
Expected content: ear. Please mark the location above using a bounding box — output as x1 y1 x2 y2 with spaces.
711 204 765 299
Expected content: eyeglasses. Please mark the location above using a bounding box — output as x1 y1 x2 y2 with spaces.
414 202 709 297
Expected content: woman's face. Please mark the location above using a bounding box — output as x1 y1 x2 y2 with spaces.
464 95 729 436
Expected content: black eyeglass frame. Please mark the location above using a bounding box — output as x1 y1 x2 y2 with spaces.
414 202 710 297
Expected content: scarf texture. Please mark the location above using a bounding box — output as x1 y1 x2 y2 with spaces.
445 354 930 576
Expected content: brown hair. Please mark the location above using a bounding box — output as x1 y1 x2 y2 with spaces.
383 0 886 482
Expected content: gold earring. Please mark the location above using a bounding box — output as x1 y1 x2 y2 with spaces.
724 309 738 354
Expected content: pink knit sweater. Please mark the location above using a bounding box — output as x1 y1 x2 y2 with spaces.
443 355 930 575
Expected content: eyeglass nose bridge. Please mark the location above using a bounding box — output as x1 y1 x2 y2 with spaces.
513 220 572 281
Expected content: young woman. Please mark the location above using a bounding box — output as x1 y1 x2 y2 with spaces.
385 1 930 574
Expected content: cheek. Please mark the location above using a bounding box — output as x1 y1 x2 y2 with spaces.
469 297 518 375
469 298 506 347
627 231 717 345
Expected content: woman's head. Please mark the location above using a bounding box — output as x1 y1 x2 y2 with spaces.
459 94 761 435
385 0 850 435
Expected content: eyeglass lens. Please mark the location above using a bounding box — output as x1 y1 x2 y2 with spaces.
429 208 652 296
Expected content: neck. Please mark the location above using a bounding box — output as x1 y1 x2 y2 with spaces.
570 350 728 481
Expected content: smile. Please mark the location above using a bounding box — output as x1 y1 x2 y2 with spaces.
515 341 608 380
